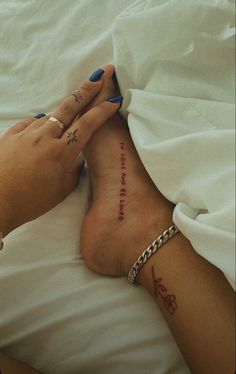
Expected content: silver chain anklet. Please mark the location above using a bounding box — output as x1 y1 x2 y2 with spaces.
128 224 180 284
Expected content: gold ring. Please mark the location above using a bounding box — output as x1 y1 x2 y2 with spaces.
48 116 65 131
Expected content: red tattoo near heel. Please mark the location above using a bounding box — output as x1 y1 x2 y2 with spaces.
151 266 178 315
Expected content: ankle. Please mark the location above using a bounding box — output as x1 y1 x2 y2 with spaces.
120 200 175 276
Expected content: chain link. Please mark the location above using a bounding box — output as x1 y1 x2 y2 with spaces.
128 225 180 284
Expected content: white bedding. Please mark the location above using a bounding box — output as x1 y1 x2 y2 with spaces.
0 0 235 373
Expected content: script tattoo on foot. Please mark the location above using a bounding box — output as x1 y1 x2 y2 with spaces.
151 266 177 315
67 129 78 145
73 90 83 103
118 142 127 221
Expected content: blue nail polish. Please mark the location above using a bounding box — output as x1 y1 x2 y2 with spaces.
89 68 105 82
107 95 124 104
34 113 46 119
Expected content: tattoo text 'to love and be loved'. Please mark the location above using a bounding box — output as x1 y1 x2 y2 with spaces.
118 142 127 221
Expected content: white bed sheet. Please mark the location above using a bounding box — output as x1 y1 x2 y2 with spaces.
0 0 235 373
115 0 235 288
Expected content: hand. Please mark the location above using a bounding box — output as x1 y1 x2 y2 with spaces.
0 65 122 237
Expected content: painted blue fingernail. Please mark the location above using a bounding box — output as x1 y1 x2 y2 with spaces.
89 68 105 82
34 113 46 119
107 95 124 104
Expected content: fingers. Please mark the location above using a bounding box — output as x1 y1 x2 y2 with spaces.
39 68 107 137
68 65 115 128
61 96 123 161
4 119 34 136
4 113 46 136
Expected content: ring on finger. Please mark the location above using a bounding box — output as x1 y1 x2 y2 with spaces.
48 116 65 131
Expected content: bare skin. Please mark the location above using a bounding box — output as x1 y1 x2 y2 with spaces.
81 73 235 373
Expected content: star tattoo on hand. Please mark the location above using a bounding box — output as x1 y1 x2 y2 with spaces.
67 129 78 145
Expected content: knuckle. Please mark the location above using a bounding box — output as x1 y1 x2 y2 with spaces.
58 101 73 116
97 102 109 114
80 81 93 93
32 133 44 145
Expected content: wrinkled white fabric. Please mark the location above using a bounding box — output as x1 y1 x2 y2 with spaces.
0 0 235 373
115 0 235 288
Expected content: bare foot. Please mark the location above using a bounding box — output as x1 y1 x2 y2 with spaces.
81 68 174 277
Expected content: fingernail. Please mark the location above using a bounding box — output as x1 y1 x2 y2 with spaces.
107 95 124 104
89 68 105 82
34 113 46 119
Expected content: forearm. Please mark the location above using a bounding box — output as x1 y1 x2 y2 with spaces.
137 230 235 373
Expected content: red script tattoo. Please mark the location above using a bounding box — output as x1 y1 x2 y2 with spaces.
151 266 177 315
118 142 127 221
